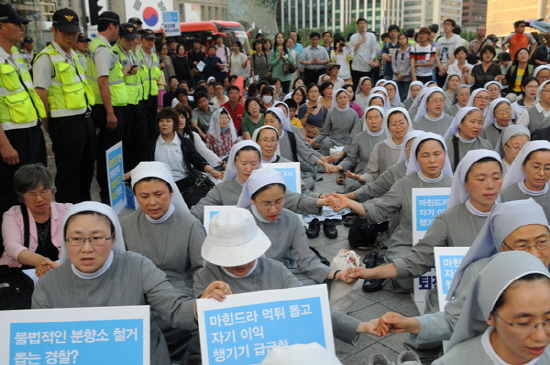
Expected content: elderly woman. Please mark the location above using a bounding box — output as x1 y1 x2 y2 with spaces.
403 81 423 110
205 107 239 158
121 161 206 363
494 125 530 172
479 98 512 148
31 201 230 364
443 107 493 169
413 87 454 136
354 76 373 108
0 164 71 277
194 207 380 345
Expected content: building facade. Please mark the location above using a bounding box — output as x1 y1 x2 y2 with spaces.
461 0 487 32
487 0 550 38
403 0 462 31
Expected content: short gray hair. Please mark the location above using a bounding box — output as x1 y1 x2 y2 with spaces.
14 163 56 202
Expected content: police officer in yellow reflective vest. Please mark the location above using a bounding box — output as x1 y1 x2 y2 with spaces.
86 11 132 203
113 23 148 171
0 3 47 251
34 8 96 204
137 29 161 138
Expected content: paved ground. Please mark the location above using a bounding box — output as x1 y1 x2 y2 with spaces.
44 134 419 364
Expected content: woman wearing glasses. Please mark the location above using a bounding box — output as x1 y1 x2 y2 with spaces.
495 125 530 172
0 164 71 277
412 88 454 136
500 141 550 222
433 251 550 364
480 98 513 148
466 88 491 118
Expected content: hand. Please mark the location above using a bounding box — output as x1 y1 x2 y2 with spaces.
209 169 223 180
106 112 117 131
122 65 136 76
123 171 132 181
325 164 340 174
461 66 469 73
358 36 367 45
346 267 371 280
494 75 505 82
312 57 318 64
325 155 338 163
397 74 406 81
0 142 19 165
202 281 232 301
335 270 357 284
368 61 377 67
377 312 419 337
35 259 59 278
327 193 355 211
357 319 383 336
344 171 366 184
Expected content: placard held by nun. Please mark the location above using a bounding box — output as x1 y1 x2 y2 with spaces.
262 162 301 193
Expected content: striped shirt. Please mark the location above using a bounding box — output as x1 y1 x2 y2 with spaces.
410 44 435 77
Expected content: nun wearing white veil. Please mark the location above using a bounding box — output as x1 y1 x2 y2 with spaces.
494 125 530 172
408 86 430 120
517 80 550 134
479 97 512 148
434 251 550 365
443 107 493 170
384 80 404 108
500 140 550 222
403 81 424 110
330 133 453 292
354 76 373 109
412 87 454 136
447 84 471 117
311 88 361 156
32 201 230 365
122 161 207 362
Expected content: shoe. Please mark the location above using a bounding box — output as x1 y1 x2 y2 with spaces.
323 219 338 238
396 351 421 365
363 252 384 292
363 251 378 268
306 218 320 238
368 353 393 365
343 214 357 226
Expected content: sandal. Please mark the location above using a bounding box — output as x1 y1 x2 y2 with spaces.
336 175 345 185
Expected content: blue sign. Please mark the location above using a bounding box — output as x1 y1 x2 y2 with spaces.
414 195 449 232
263 163 301 193
10 319 143 364
203 297 325 364
106 142 126 213
438 255 465 295
162 11 179 23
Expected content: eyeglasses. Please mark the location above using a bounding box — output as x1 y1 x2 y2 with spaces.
526 164 550 173
502 237 550 252
65 236 113 246
504 143 522 152
495 110 512 117
389 121 408 128
429 98 445 104
475 96 490 101
493 310 550 333
254 198 284 209
24 190 52 199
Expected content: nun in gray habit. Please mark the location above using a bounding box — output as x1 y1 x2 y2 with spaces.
407 199 550 349
434 251 550 364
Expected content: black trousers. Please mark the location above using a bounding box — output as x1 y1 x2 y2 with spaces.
123 103 148 172
304 68 325 86
49 113 96 203
140 95 158 139
351 69 373 90
0 124 46 255
91 104 125 203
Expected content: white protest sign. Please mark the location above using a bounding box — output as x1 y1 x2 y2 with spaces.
197 285 334 365
262 162 301 193
0 306 150 364
411 187 451 307
162 11 180 36
203 206 236 234
106 142 126 214
434 247 470 310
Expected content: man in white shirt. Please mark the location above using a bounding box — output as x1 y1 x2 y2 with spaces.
435 19 463 87
348 17 379 87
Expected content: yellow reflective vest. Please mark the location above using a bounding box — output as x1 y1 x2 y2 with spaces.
137 49 161 98
113 43 142 105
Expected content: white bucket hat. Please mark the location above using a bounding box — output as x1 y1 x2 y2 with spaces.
202 207 271 267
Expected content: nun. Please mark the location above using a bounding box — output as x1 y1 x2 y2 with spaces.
310 89 361 156
403 81 424 110
384 80 404 108
494 125 530 172
434 251 550 364
466 88 490 118
354 76 373 108
479 97 512 148
447 84 470 117
349 150 503 312
442 74 460 109
412 87 454 136
364 93 389 112
329 133 453 292
408 87 430 120
518 80 550 134
325 106 387 191
193 207 380 345
500 140 550 222
443 107 493 170
190 140 327 223
32 202 230 365
376 199 550 351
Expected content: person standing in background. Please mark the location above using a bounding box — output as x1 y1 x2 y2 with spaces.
349 18 379 87
19 36 36 71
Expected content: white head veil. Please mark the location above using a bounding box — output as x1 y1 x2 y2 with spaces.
369 86 390 106
443 107 482 139
223 140 262 182
483 97 511 128
375 79 386 87
131 161 190 214
331 88 350 111
405 132 453 177
447 251 550 351
414 87 445 121
396 130 425 164
237 168 286 209
446 198 549 301
266 106 292 132
534 65 550 78
484 80 503 92
273 101 292 128
362 106 386 135
365 94 389 112
207 107 238 143
384 80 402 103
355 76 372 96
447 150 503 210
466 88 489 108
536 80 550 102
383 107 413 149
406 81 424 100
252 125 279 143
442 74 460 92
501 140 550 190
59 201 126 265
410 87 430 110
494 125 530 158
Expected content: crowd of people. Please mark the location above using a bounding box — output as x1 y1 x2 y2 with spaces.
4 2 550 363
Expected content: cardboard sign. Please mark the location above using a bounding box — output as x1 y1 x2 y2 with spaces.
162 11 180 36
106 142 126 214
434 247 470 309
197 285 334 365
411 188 451 307
203 206 237 234
262 163 301 193
0 306 150 365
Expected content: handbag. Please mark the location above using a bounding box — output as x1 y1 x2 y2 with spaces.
181 172 215 207
283 57 296 75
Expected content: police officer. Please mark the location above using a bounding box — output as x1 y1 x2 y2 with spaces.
128 17 143 31
113 23 147 171
0 3 47 251
20 36 36 70
73 32 91 71
137 28 161 138
34 8 96 204
86 11 131 203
